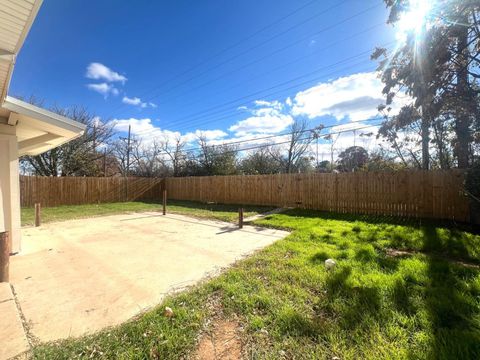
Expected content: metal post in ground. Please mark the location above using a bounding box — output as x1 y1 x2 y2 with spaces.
239 208 244 229
35 203 41 227
0 231 10 282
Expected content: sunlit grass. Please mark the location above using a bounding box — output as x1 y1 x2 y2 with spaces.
32 207 480 359
21 200 274 226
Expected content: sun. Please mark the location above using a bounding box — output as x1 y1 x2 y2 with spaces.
396 0 433 43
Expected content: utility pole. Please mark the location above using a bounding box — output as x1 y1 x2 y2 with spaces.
103 148 107 177
92 124 97 153
126 124 131 177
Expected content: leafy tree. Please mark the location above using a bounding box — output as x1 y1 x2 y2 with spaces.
239 147 282 174
196 134 238 176
363 149 408 171
316 160 332 173
336 146 369 172
373 0 480 169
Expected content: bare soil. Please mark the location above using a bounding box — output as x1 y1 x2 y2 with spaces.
194 319 243 360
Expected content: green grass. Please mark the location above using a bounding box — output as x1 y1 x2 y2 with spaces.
32 208 480 359
21 200 275 226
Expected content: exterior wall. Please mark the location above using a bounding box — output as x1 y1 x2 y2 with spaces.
0 125 21 254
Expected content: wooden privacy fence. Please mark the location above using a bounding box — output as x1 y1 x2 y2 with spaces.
20 171 470 221
20 176 163 207
165 170 470 222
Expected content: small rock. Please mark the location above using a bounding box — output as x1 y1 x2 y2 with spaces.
259 328 269 335
325 258 336 270
164 306 174 318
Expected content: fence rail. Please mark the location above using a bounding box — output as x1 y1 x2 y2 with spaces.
165 170 470 222
20 170 470 221
20 176 163 207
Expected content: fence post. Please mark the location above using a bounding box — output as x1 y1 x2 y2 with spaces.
0 232 10 282
35 203 41 227
163 189 167 215
239 208 244 229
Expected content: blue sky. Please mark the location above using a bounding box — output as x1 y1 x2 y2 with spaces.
10 0 405 156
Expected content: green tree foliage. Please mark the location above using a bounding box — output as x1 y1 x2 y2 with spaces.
373 0 480 169
196 135 238 176
336 146 369 172
239 147 282 174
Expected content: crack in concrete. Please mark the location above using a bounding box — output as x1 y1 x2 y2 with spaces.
9 284 39 350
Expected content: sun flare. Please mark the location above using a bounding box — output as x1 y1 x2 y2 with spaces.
396 0 433 43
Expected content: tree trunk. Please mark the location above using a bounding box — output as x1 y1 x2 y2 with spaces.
455 13 471 169
421 113 430 170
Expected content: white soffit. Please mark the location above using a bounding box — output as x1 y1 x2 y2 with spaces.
0 0 87 156
2 96 86 156
0 0 42 100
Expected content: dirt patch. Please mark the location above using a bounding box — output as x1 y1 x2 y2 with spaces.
194 319 242 360
385 248 480 269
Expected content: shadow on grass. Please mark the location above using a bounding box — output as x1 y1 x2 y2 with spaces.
325 266 382 332
166 200 274 214
419 226 480 359
280 208 480 235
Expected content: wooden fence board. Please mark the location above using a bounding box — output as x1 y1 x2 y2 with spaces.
20 170 470 221
20 176 163 207
164 170 470 221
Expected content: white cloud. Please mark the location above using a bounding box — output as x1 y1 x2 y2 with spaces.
86 62 127 83
122 96 147 108
110 117 226 147
183 129 228 143
122 96 157 109
86 83 119 97
292 71 411 122
254 100 283 110
112 118 155 134
229 101 293 137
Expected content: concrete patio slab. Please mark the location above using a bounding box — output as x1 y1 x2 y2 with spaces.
0 283 29 360
6 212 288 353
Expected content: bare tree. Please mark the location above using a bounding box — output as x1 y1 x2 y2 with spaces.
133 141 169 177
161 134 186 177
111 135 142 176
281 119 314 173
21 105 114 176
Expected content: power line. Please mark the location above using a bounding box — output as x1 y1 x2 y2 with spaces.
140 2 381 106
140 22 385 111
157 122 383 162
157 117 385 158
129 46 388 136
126 57 373 138
126 44 391 138
106 1 380 119
105 0 345 117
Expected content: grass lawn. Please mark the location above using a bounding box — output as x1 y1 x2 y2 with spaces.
21 200 275 226
32 208 480 359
